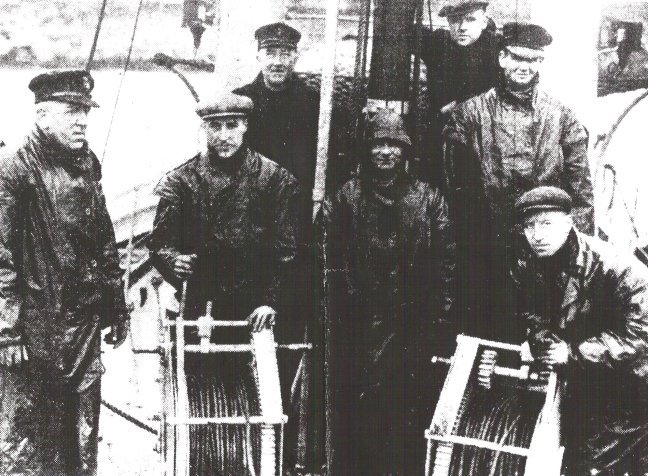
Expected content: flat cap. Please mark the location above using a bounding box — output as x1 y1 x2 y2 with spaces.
28 70 99 107
368 109 412 147
439 0 488 18
255 22 301 50
502 23 553 56
197 92 254 120
515 186 572 219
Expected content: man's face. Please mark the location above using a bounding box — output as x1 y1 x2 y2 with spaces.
257 46 298 90
370 140 404 172
39 102 90 151
523 210 572 258
448 8 488 46
499 48 544 86
204 116 247 159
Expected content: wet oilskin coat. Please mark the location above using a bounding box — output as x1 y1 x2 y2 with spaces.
0 129 127 388
147 147 299 323
0 129 128 475
513 230 648 475
443 87 594 341
325 174 455 476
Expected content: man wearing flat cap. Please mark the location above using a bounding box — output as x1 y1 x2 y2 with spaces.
512 186 648 475
0 70 129 475
148 91 299 331
418 0 500 187
443 22 594 342
325 110 455 475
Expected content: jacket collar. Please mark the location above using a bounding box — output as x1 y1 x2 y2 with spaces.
559 229 586 311
252 72 300 94
28 127 90 174
197 145 258 179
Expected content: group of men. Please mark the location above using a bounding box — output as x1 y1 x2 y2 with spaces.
0 1 647 475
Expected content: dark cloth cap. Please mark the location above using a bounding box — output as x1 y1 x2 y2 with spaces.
197 92 254 120
28 70 99 107
502 23 553 50
515 186 572 219
368 109 412 147
255 22 301 50
439 0 488 18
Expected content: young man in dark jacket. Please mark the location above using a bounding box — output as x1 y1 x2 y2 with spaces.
513 186 648 475
326 110 455 476
419 0 500 186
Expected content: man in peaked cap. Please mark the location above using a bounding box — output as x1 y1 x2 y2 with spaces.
512 186 648 474
443 23 594 343
235 24 339 472
0 69 129 475
233 22 320 194
325 110 455 475
418 0 500 187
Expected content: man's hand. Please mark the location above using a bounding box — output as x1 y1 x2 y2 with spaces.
173 254 197 280
539 340 570 368
104 319 130 348
247 305 277 332
0 333 26 368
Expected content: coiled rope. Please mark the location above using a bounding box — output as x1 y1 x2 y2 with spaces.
186 354 262 475
448 385 543 475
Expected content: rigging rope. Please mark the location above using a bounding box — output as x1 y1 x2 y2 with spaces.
86 0 110 71
100 0 145 165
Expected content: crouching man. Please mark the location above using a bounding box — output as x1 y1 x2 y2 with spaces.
513 186 648 475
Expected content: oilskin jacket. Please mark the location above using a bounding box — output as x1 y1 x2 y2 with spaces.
0 129 128 391
513 230 648 474
444 86 594 236
325 173 455 475
147 147 299 321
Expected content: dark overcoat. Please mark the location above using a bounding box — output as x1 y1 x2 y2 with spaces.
513 230 648 474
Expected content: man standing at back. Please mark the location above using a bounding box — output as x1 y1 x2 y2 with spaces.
419 0 500 186
233 22 320 195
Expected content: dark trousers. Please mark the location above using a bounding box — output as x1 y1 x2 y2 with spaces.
27 360 101 476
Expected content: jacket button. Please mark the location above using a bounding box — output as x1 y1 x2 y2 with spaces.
90 260 97 268
85 208 91 215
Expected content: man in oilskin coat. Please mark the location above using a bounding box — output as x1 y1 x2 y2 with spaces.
147 91 299 332
513 186 648 475
0 70 130 475
443 23 594 342
325 109 455 476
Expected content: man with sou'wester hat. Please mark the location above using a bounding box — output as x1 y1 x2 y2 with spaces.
443 22 594 344
512 186 648 474
0 70 130 475
325 109 455 475
418 0 501 187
